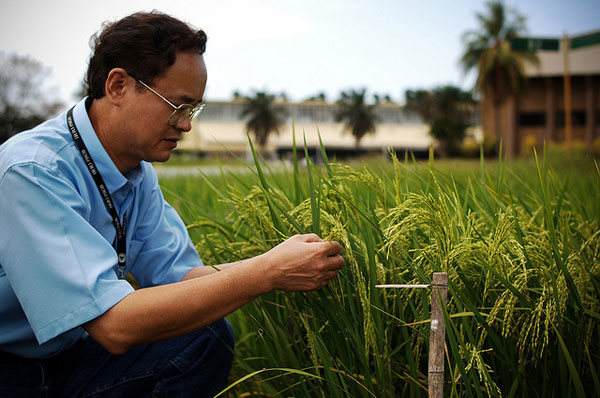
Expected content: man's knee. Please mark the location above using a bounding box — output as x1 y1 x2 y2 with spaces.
208 318 235 352
168 319 235 374
153 319 234 396
53 320 236 397
204 318 235 371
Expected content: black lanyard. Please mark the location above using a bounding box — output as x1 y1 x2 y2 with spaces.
67 106 127 279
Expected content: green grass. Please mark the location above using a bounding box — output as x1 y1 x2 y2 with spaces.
159 144 600 397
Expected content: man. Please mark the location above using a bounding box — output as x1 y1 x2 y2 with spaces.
0 11 344 397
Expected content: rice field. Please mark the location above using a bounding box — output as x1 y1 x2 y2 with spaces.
159 142 600 397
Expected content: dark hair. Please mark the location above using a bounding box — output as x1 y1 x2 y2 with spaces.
86 11 207 99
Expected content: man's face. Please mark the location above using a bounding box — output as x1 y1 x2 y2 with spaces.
122 52 207 166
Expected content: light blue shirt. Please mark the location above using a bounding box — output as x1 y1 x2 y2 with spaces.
0 98 203 358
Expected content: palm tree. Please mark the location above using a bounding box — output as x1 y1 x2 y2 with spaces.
461 1 538 152
373 93 395 104
335 89 378 147
239 91 286 149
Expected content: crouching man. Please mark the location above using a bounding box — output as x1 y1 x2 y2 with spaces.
0 11 344 397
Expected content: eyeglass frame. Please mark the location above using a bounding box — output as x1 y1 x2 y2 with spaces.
137 80 205 127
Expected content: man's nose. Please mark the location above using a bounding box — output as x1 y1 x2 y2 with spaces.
174 118 192 132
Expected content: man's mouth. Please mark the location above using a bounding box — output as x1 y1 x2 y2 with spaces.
164 137 179 148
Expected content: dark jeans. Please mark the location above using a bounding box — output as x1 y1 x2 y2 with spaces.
0 319 234 398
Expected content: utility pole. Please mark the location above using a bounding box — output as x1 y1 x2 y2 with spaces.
562 34 572 149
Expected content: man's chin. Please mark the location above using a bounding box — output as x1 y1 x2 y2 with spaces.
148 150 174 164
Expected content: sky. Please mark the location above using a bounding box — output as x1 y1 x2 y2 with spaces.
1 0 599 107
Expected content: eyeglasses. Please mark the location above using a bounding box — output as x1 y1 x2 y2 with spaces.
137 80 205 127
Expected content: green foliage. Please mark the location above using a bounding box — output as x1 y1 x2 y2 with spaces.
161 144 600 397
405 86 476 156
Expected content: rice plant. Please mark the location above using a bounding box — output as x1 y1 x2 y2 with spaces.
160 141 600 397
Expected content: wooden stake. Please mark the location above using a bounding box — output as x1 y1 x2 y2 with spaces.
428 272 448 398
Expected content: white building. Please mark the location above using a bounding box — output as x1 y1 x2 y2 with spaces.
178 100 434 158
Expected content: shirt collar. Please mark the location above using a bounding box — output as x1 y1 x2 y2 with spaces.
71 98 144 192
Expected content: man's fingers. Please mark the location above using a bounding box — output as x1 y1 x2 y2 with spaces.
318 269 343 289
297 235 342 257
301 233 324 243
293 235 341 257
319 254 345 274
321 241 342 256
269 235 345 292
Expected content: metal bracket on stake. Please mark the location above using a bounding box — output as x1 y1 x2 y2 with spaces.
376 272 448 398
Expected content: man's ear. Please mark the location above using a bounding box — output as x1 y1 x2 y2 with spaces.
104 68 130 105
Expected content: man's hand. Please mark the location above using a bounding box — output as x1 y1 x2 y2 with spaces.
261 234 345 292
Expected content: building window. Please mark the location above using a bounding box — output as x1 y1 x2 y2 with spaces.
519 112 546 127
557 111 586 127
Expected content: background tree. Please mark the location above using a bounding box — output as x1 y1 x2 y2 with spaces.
0 51 63 144
239 91 286 149
335 89 378 147
73 77 87 100
374 93 395 104
405 85 476 156
461 0 538 142
303 92 327 102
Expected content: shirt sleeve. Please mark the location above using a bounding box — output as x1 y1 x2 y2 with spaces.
0 163 134 345
126 165 203 288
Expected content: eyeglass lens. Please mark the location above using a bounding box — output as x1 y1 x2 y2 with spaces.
169 104 205 126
